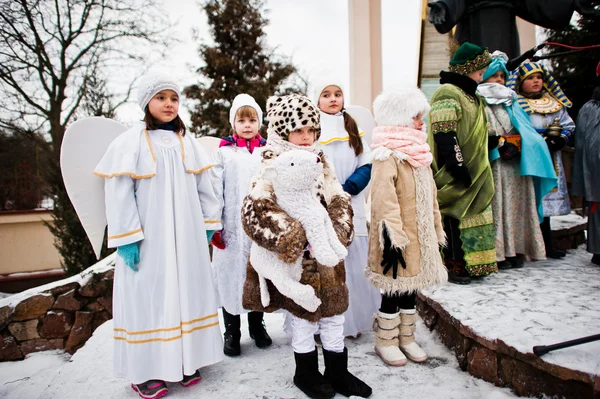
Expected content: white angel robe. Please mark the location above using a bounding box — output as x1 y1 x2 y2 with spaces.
211 145 261 315
94 126 224 384
319 112 381 337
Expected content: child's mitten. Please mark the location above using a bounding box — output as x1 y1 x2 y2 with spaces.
211 230 226 249
206 230 216 242
117 242 140 272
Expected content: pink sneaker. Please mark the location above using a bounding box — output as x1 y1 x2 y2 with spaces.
131 380 168 399
180 370 202 387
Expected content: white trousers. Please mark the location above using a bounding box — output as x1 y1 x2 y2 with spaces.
291 314 345 354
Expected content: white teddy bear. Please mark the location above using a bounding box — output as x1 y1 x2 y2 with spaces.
249 150 348 312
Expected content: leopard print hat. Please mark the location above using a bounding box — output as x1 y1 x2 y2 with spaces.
266 94 321 141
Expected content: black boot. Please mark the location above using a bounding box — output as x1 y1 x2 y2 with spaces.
293 349 335 399
541 217 566 259
592 254 600 266
507 256 524 269
248 311 272 348
222 308 241 357
323 348 372 398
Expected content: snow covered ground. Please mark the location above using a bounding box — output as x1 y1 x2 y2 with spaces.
422 246 600 377
1 311 520 399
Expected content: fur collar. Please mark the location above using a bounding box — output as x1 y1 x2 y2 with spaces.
440 71 478 97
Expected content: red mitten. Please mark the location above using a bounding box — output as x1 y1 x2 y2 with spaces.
211 231 226 249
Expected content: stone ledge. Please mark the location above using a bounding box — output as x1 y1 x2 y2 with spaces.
417 293 598 398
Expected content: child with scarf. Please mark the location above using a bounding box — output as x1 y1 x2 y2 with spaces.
211 94 271 357
507 61 576 259
241 94 372 398
314 80 380 338
368 88 448 367
478 52 557 269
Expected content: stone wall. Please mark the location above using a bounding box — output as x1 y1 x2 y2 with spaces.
0 255 115 361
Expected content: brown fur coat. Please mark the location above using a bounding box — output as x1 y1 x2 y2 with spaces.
242 150 353 322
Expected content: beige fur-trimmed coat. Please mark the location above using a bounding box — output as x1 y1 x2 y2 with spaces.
242 149 354 322
367 148 448 294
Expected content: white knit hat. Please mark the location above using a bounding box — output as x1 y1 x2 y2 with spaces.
373 88 431 127
312 78 346 107
229 94 263 128
136 72 181 111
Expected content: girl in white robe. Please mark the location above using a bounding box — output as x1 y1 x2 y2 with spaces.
210 94 272 356
94 73 223 399
315 81 381 338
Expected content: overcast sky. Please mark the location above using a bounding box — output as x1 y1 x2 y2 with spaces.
116 0 423 125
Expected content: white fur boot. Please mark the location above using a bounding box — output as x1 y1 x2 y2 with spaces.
399 309 428 362
374 312 407 366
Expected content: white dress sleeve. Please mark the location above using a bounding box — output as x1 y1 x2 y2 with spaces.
196 163 223 232
104 176 145 248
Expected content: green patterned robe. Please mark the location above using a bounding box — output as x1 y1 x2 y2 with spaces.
427 84 497 277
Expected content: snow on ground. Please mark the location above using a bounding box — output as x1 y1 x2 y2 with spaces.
1 311 520 399
422 246 600 376
0 292 11 300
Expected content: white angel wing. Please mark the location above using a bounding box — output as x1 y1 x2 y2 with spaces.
345 105 374 148
60 117 128 259
196 136 222 156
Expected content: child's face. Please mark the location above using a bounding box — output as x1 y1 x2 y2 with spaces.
484 70 506 85
288 126 316 146
521 72 543 95
148 90 179 124
467 67 487 84
413 113 424 130
235 114 260 139
318 85 344 115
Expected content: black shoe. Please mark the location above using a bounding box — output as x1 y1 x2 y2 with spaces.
248 312 272 348
506 256 524 269
222 308 241 356
293 349 335 399
448 271 471 284
323 348 372 398
592 254 600 266
546 248 566 259
223 330 241 356
497 260 512 270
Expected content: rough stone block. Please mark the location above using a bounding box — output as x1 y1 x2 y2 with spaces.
467 345 499 385
85 302 104 312
8 319 40 341
52 289 82 311
92 310 111 331
65 311 93 354
39 311 74 339
0 336 23 361
13 294 55 321
0 305 14 330
416 297 438 330
20 338 64 356
436 316 471 370
79 276 109 298
44 282 80 297
97 294 113 315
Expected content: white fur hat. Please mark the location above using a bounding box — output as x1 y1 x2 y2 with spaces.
137 72 181 111
373 88 431 127
229 94 263 128
312 78 346 106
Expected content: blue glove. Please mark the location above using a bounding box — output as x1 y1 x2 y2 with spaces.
117 242 140 272
206 230 216 241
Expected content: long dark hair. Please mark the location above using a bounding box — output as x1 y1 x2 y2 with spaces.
343 111 363 156
143 109 187 136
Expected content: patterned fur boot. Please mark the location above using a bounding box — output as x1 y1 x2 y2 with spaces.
374 311 407 366
399 309 428 362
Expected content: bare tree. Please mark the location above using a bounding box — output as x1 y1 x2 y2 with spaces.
0 0 170 273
